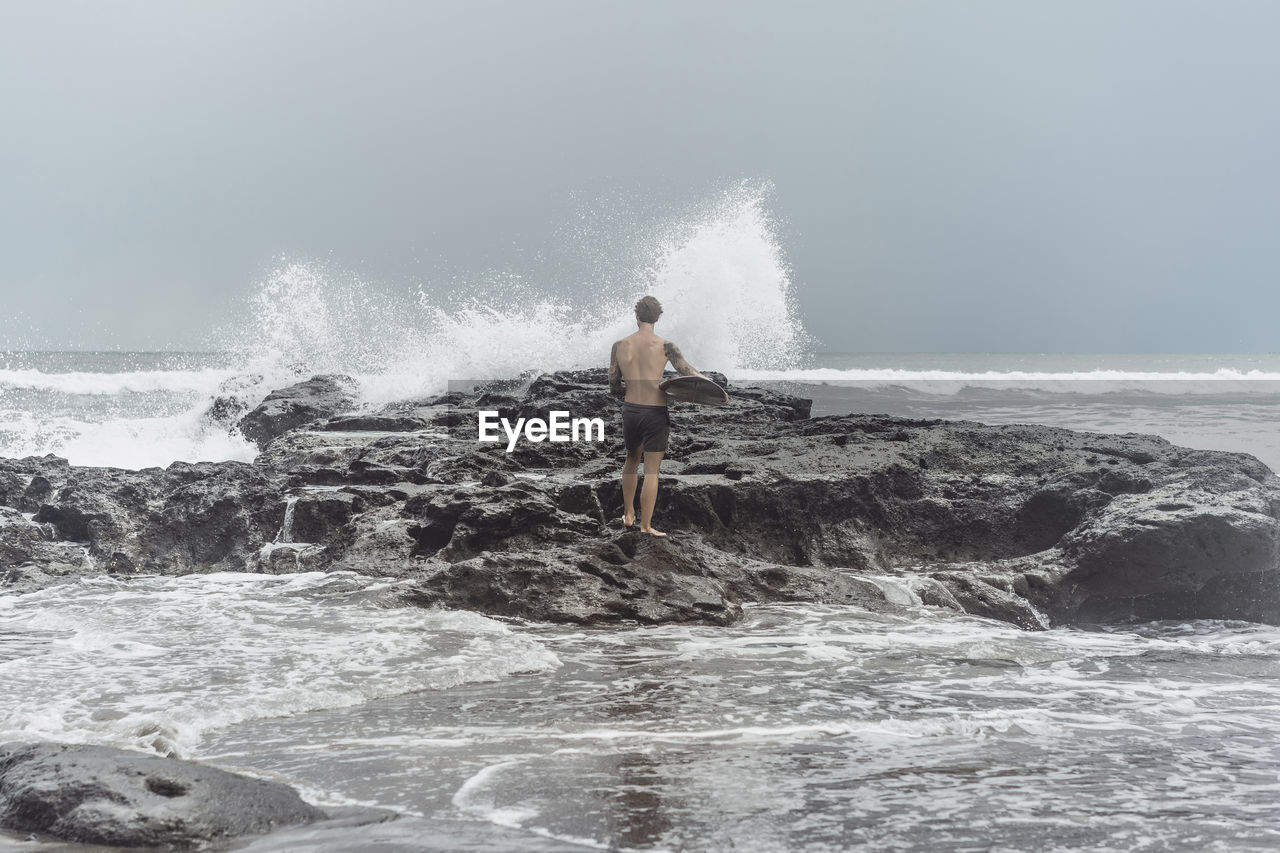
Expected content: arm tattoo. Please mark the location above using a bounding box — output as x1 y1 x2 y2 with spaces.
608 341 625 397
664 341 698 376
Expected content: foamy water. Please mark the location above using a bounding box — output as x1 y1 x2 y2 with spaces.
182 597 1280 851
0 572 559 758
741 367 1280 389
7 574 1280 850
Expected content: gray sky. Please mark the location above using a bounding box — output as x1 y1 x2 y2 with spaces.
3 0 1279 352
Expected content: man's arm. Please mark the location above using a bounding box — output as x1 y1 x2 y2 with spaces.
608 341 625 397
664 341 701 377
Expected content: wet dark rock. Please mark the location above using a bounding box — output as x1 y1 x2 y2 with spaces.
401 535 894 626
0 506 57 565
0 507 90 592
1055 488 1280 623
16 462 285 577
930 572 1050 631
0 741 325 847
912 577 965 612
402 482 600 561
238 375 359 450
200 373 267 430
288 490 364 544
203 394 251 428
5 369 1280 630
317 413 435 432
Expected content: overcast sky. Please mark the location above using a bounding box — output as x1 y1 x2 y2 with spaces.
3 0 1279 352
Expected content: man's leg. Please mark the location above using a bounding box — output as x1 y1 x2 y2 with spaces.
640 451 666 536
621 446 642 526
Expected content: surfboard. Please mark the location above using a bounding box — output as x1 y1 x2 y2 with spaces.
659 375 729 406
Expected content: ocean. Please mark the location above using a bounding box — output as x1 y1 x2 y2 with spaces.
5 347 1280 851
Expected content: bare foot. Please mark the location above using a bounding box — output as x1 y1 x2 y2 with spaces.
640 526 667 538
622 512 635 528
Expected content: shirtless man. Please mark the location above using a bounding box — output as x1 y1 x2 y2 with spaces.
608 295 703 537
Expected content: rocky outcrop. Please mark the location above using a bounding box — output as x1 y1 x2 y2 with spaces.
237 375 358 449
0 741 326 847
0 506 91 589
12 460 286 577
4 369 1280 629
402 533 896 626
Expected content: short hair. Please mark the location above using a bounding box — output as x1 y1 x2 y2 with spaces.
635 295 663 324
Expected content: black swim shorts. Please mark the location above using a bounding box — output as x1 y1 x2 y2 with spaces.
621 402 670 453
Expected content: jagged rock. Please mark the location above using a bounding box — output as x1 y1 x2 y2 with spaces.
0 507 92 592
287 490 365 544
238 375 359 450
5 369 1280 630
930 572 1050 630
0 741 326 847
1054 479 1280 622
25 462 284 576
199 373 267 430
317 413 434 432
401 534 897 626
0 456 71 515
0 506 56 565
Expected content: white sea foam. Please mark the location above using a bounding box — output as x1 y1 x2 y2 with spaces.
0 367 237 396
216 182 806 405
0 572 560 757
153 599 1280 851
0 409 258 468
734 367 1280 396
740 368 1280 382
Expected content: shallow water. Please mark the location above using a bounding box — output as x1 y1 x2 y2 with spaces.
0 574 559 758
6 574 1280 851
206 607 1280 851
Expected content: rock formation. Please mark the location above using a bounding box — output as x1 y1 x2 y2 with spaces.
3 369 1280 629
0 741 326 847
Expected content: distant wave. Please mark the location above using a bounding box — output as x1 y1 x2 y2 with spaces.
0 367 238 396
737 368 1280 382
735 368 1280 396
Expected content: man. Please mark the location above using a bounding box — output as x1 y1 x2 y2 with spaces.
608 295 703 537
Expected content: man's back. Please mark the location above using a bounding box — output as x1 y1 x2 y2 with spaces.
613 330 670 406
611 294 700 537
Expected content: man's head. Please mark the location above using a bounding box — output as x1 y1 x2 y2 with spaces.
635 295 663 325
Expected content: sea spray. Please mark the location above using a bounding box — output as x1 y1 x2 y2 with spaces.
218 183 809 406
0 185 807 467
642 186 809 371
